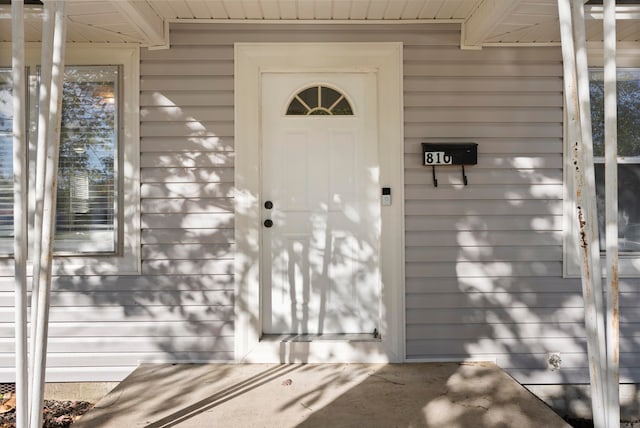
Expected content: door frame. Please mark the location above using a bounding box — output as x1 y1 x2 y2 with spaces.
234 42 405 363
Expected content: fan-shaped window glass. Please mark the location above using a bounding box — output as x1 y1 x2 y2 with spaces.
286 85 354 116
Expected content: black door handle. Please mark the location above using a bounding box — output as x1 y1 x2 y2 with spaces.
264 219 273 228
264 200 273 209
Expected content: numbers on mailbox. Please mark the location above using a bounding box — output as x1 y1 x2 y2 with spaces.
424 151 452 165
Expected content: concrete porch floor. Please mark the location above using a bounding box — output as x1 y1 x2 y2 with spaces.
74 362 571 428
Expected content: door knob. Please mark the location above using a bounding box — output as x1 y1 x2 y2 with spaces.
264 219 273 228
264 200 273 209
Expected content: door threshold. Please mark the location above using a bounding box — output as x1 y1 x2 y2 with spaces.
261 333 381 343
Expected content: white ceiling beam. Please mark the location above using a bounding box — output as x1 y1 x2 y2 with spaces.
109 0 168 49
461 0 523 50
586 4 640 19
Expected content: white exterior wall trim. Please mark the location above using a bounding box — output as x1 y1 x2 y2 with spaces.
234 42 405 363
0 44 141 276
170 18 464 25
563 43 640 278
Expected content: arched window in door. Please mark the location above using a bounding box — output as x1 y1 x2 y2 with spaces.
286 85 354 116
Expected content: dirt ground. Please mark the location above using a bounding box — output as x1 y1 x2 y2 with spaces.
0 395 93 428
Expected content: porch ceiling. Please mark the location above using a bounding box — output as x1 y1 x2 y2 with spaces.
1 0 639 49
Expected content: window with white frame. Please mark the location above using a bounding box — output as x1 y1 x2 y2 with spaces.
0 46 140 275
565 66 640 277
590 68 640 253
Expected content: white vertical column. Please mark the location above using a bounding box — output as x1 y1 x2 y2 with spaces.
557 0 606 426
572 2 611 426
29 0 55 365
603 0 620 426
11 1 28 428
28 2 67 428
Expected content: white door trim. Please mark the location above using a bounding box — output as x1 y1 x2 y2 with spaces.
234 42 405 363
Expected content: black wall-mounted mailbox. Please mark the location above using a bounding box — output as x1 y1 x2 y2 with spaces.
422 143 478 166
421 142 478 187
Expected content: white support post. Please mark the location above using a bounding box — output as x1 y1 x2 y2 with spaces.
29 0 54 378
571 7 610 425
557 0 606 426
11 2 29 428
603 0 620 426
572 0 606 331
28 2 67 428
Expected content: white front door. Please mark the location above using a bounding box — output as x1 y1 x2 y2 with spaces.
261 72 381 336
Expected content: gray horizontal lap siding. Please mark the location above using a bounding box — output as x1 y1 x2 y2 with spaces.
0 24 238 382
403 41 640 384
161 24 640 384
404 43 575 382
1 23 639 384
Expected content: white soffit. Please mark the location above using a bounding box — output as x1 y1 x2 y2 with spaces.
0 0 639 47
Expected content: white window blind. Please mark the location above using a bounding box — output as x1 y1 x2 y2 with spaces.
0 71 12 253
53 66 118 253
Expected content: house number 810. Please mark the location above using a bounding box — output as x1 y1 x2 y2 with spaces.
424 151 452 165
